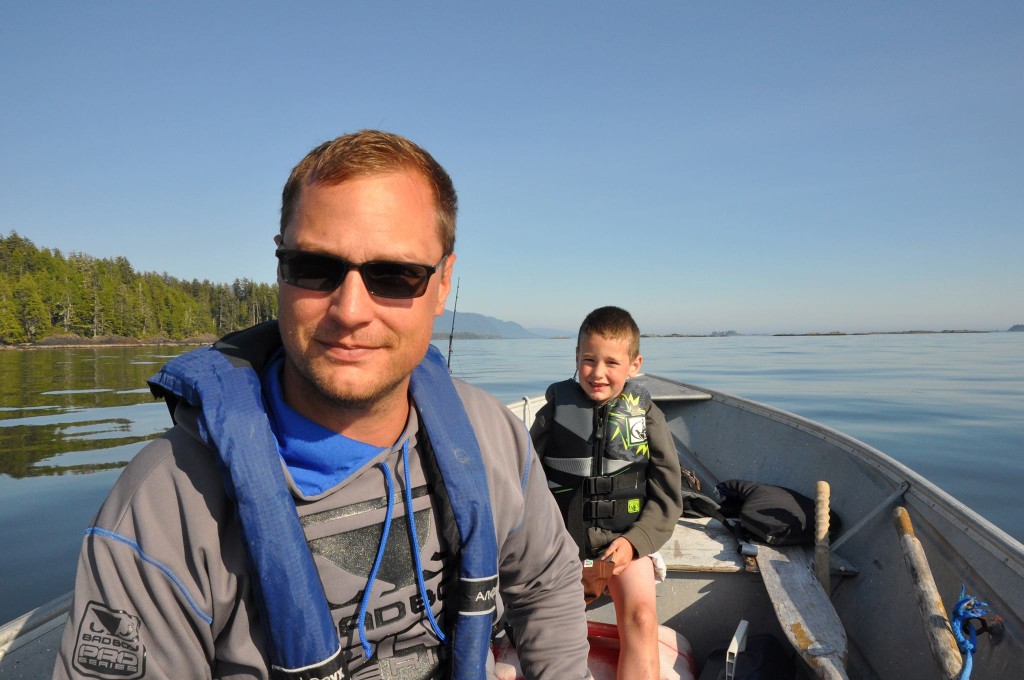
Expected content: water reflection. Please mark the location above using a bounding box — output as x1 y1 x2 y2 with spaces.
0 346 195 477
0 420 156 476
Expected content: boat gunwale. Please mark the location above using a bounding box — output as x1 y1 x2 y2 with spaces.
645 374 1024 574
0 592 71 657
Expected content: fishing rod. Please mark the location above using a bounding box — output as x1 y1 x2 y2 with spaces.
446 278 460 371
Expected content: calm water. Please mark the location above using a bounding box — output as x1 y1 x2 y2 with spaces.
1 333 1022 622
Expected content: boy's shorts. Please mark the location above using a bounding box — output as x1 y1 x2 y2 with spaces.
582 552 668 602
650 551 667 583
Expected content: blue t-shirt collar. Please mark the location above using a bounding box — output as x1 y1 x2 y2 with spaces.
262 353 391 497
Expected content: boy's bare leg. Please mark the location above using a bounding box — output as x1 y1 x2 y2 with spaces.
607 555 660 680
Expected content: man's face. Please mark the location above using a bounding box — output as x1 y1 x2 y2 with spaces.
276 171 453 429
576 332 642 405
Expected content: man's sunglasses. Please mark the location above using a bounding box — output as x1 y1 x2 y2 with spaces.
275 249 447 299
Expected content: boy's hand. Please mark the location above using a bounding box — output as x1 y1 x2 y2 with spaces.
601 537 636 576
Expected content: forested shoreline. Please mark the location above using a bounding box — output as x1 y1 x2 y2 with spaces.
0 232 277 345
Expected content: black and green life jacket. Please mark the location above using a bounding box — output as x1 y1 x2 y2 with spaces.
541 379 652 558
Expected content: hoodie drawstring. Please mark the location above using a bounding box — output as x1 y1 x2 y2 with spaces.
403 439 447 643
357 460 395 658
357 440 447 659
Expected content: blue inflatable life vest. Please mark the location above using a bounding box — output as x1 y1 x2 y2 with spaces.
148 323 498 680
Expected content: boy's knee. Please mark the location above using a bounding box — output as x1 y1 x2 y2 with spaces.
624 605 658 634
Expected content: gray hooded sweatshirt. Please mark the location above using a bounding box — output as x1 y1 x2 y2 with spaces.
54 379 590 680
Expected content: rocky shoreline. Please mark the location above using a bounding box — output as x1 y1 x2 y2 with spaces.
1 334 217 351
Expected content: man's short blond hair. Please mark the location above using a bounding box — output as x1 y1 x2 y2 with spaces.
280 130 457 255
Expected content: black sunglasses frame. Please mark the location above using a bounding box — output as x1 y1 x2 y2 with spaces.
275 249 447 299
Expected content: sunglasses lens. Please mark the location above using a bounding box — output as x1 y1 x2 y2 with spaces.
278 252 345 291
277 250 437 298
363 262 431 299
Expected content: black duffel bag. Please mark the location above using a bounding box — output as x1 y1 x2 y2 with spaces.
715 479 842 546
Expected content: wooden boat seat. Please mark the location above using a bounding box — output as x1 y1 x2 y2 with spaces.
663 517 745 573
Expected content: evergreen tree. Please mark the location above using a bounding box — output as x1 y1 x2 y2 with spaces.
15 275 51 341
0 278 25 343
0 230 278 344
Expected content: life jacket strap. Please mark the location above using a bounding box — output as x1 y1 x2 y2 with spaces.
584 498 645 520
149 345 340 672
410 345 498 680
582 470 645 495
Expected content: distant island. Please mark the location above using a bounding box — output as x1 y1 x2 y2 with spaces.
435 318 1019 341
772 329 994 337
642 331 740 338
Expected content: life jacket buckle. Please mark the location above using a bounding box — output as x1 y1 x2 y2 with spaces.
584 500 617 519
583 476 614 495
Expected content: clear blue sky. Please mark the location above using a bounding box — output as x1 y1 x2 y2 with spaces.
3 2 1021 334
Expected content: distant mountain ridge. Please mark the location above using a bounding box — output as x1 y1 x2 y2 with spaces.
433 310 569 339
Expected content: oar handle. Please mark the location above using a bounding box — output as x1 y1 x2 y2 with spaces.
814 481 831 592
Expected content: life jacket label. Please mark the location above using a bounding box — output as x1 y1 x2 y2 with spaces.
458 575 499 615
627 415 647 447
270 652 345 680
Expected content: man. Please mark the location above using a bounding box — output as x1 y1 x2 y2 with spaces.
54 131 590 680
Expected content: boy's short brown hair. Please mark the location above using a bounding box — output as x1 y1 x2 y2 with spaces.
577 306 641 359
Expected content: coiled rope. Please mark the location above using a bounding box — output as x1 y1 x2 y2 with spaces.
950 585 998 680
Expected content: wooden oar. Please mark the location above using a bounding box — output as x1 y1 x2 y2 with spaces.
892 506 962 680
757 480 848 679
756 541 849 679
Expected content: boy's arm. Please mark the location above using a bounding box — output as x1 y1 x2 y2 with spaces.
620 402 683 557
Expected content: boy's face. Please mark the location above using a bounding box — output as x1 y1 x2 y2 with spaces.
576 332 643 405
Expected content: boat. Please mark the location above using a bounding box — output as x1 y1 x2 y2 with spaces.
2 374 1021 679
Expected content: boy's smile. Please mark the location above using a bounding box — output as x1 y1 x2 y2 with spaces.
576 332 643 405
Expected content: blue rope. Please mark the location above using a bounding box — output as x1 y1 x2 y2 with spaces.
357 462 395 659
950 585 992 680
402 439 447 643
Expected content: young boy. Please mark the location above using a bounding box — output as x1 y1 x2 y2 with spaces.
530 306 683 680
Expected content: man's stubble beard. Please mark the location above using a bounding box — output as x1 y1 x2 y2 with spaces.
288 352 408 415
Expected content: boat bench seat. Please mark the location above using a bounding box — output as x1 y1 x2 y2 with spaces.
663 517 746 572
662 517 859 576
